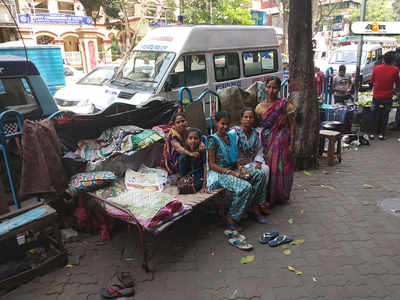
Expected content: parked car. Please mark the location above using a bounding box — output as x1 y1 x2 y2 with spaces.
64 65 85 86
54 64 118 114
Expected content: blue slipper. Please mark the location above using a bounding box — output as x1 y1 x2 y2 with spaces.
249 212 268 224
259 231 279 244
268 235 293 247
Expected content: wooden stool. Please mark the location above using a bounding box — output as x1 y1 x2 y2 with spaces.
319 130 342 166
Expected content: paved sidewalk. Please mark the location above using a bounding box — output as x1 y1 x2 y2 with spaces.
5 132 400 300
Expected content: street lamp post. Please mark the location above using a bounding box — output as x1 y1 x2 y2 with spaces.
354 0 367 101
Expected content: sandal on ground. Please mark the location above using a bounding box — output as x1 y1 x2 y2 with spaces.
117 272 134 288
268 235 293 247
259 231 279 244
226 220 243 232
100 284 135 299
224 229 246 241
228 238 253 251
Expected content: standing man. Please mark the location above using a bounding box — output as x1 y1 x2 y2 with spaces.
370 51 399 140
332 65 352 104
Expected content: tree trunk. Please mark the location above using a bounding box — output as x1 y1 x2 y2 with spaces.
278 0 289 57
121 0 131 53
288 0 319 170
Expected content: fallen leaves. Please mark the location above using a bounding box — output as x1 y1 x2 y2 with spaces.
363 184 375 189
303 171 312 176
290 239 305 246
240 255 255 264
283 249 291 255
288 266 303 275
288 218 294 224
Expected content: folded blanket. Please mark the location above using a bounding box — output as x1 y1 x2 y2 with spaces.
75 126 151 162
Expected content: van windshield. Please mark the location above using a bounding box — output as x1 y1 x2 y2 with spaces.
329 50 366 65
114 51 175 90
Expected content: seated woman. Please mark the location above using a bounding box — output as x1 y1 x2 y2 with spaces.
161 112 200 176
256 76 295 206
207 111 268 232
178 128 207 192
229 108 270 213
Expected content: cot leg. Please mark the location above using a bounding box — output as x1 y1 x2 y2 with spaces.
137 227 150 273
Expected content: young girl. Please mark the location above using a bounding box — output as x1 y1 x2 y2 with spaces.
178 128 207 193
161 112 200 175
208 111 267 232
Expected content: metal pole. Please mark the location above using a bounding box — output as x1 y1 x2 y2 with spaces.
354 0 367 101
31 0 36 44
209 0 212 24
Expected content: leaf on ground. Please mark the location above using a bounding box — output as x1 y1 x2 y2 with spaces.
304 171 312 176
65 264 75 268
288 218 294 224
283 249 291 255
312 276 317 282
300 209 304 215
281 244 288 249
288 265 303 275
296 184 303 187
240 255 255 264
291 239 305 246
363 184 375 189
320 184 335 190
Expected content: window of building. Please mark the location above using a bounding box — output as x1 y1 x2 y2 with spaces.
170 55 207 88
243 50 277 77
0 78 40 114
213 53 240 82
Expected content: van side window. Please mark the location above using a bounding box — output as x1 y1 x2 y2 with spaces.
243 50 277 77
213 53 240 82
0 78 39 111
171 55 207 88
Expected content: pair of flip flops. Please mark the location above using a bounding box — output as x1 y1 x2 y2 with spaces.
101 272 135 299
224 230 253 251
259 231 293 247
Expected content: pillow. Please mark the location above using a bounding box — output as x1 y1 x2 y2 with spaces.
66 171 117 196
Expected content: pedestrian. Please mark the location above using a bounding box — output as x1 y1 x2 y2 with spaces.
370 51 399 140
332 65 352 104
256 76 295 206
314 67 325 98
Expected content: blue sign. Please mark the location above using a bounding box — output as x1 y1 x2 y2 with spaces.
18 13 92 25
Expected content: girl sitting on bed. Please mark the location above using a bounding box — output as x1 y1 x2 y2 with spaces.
178 128 208 193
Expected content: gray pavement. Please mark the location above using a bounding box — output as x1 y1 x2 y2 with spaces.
4 131 400 300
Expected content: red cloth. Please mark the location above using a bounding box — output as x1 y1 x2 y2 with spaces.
371 64 399 99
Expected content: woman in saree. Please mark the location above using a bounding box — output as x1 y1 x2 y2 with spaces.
229 108 270 213
208 111 267 232
255 76 295 206
161 112 200 175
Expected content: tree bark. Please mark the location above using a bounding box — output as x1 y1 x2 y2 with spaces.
288 0 319 170
120 0 131 53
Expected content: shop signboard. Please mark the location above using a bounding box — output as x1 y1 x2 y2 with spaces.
351 22 400 35
17 13 92 25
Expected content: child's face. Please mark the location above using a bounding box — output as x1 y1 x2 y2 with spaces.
186 131 200 150
339 70 345 77
174 115 188 133
216 117 230 134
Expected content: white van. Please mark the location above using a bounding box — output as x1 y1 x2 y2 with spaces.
326 44 383 85
101 25 282 108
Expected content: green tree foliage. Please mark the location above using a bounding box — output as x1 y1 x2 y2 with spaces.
393 1 400 21
183 0 253 25
349 0 396 23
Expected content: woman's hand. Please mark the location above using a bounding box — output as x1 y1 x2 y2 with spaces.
200 184 211 193
189 151 200 158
